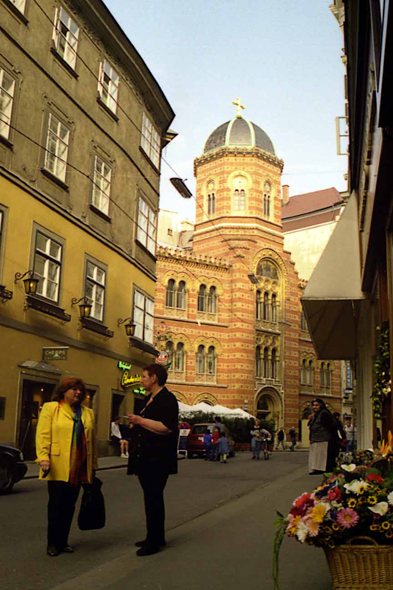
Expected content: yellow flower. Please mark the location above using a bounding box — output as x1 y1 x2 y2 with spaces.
311 504 326 524
382 522 391 530
368 496 378 505
358 484 367 495
348 498 357 508
370 524 379 531
328 542 335 549
386 531 393 539
332 523 340 531
323 526 333 534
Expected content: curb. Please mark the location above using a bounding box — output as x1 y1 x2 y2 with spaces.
24 461 128 480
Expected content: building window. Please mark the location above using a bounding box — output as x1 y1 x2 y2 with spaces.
233 189 246 211
256 346 261 377
207 346 216 375
166 341 174 368
320 362 325 387
198 284 207 312
133 290 154 344
263 181 271 217
33 231 62 302
165 279 176 308
0 68 15 141
207 286 217 313
326 363 331 389
175 342 185 372
196 345 205 374
44 113 69 183
10 0 26 12
263 347 269 378
98 60 119 115
263 292 269 321
256 290 262 320
271 348 277 379
301 360 307 384
85 261 106 321
308 361 313 385
177 280 186 309
208 192 216 215
271 294 277 322
256 260 279 280
141 113 160 169
53 7 79 70
92 156 111 216
137 198 156 255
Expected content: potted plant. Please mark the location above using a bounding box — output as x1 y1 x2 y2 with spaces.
273 434 393 590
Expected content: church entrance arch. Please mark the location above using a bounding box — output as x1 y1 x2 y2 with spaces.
255 387 282 426
193 392 218 406
172 391 188 403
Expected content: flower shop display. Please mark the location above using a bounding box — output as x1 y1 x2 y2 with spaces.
373 322 391 419
273 435 393 589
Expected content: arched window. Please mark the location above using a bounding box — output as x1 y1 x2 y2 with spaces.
271 294 277 323
256 346 261 377
271 348 277 379
174 342 184 372
301 359 307 384
208 192 216 215
263 292 270 321
326 363 331 389
198 284 207 311
166 341 174 368
320 362 325 387
196 345 205 374
256 290 262 320
308 361 313 385
263 182 271 217
207 346 216 375
207 286 217 313
177 280 186 309
165 279 176 308
263 347 269 378
234 189 246 211
256 260 279 280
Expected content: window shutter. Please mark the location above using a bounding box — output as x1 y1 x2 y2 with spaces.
52 8 59 46
97 61 103 97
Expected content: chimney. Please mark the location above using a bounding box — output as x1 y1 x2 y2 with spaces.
282 184 290 205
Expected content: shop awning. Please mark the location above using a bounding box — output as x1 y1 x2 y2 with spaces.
18 360 68 374
301 193 367 360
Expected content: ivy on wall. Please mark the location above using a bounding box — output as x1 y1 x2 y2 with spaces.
373 321 391 419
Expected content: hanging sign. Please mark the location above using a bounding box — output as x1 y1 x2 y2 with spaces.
156 351 168 364
118 361 132 370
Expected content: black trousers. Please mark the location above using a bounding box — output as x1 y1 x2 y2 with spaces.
47 481 81 549
138 467 169 546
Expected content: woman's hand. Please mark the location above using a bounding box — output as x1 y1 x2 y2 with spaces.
128 414 142 426
40 460 50 472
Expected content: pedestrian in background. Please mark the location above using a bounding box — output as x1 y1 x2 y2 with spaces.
110 417 129 458
218 431 229 463
211 426 220 461
36 377 98 557
127 364 178 556
288 427 297 452
250 419 263 460
203 428 212 460
214 417 225 434
276 428 285 450
308 398 337 474
344 418 354 452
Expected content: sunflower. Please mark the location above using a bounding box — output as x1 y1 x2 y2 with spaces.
332 523 340 531
348 498 357 508
368 496 378 505
382 522 391 530
386 531 393 539
370 524 379 531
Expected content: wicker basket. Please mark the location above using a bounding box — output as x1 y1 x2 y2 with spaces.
324 536 393 589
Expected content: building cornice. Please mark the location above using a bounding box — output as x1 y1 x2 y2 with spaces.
193 222 284 239
194 146 284 174
156 245 232 269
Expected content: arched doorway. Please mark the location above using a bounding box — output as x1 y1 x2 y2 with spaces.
255 387 281 425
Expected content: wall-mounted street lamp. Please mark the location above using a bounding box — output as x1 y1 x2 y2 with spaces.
117 317 136 337
71 296 92 319
170 177 193 199
14 270 39 295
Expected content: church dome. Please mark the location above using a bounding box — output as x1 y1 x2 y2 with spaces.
203 117 276 156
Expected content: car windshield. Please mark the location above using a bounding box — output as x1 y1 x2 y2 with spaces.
192 425 214 435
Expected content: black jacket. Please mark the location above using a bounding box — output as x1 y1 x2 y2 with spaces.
309 409 335 443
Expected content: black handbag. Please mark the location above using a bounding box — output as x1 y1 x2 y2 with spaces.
78 476 106 531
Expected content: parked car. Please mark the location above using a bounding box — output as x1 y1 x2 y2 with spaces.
0 444 28 494
186 423 235 458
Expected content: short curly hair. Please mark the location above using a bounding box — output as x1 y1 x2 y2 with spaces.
53 377 87 402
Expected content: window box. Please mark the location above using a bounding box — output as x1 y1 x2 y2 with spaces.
80 317 113 338
26 295 71 322
129 336 158 356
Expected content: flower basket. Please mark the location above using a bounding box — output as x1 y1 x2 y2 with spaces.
324 536 393 590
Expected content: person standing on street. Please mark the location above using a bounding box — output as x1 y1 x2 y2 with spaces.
288 427 297 452
127 364 179 556
35 377 98 557
218 431 229 463
214 417 225 434
276 428 285 450
308 398 337 474
250 419 263 460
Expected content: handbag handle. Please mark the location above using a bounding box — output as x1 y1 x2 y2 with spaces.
345 536 379 547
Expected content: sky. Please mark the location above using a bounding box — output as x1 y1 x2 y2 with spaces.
106 0 347 223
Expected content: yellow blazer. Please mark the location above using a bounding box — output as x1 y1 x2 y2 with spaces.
36 401 98 483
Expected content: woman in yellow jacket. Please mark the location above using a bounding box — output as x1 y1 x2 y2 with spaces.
36 377 98 557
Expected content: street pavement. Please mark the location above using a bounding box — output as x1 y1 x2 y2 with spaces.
2 451 331 590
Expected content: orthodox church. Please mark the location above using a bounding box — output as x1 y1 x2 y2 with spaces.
154 102 342 441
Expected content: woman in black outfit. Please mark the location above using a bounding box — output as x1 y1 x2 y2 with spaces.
308 398 338 474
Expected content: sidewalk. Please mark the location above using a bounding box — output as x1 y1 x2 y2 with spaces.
25 455 128 479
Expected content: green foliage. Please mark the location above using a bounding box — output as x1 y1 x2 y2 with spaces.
272 511 287 590
178 411 275 442
373 321 391 419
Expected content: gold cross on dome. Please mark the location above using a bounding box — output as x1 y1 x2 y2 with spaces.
232 97 245 118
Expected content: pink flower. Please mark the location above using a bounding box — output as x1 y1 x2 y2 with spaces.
303 516 320 537
337 508 359 529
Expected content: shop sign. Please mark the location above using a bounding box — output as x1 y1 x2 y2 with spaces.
156 351 168 364
118 361 132 370
42 347 69 361
121 368 142 389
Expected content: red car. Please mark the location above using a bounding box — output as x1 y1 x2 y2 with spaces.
186 423 235 458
